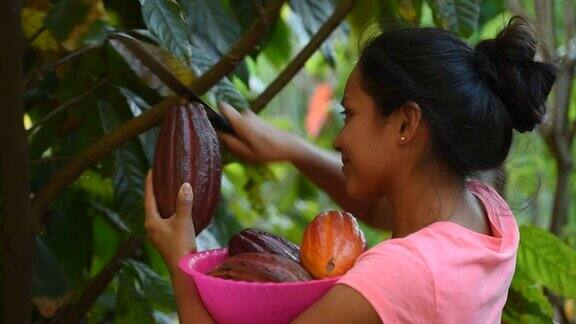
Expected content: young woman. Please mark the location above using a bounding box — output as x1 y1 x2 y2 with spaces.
144 16 557 323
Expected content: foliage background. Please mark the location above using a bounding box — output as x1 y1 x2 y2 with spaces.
2 0 576 323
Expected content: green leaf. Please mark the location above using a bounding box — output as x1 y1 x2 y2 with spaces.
124 260 175 313
97 100 149 235
261 19 292 68
178 0 241 56
115 270 155 324
43 190 93 286
178 0 250 83
45 0 91 40
32 237 72 299
425 0 480 37
289 0 337 64
503 288 553 323
229 0 270 31
503 268 553 322
141 0 193 64
517 225 576 299
188 34 250 109
91 202 131 233
118 87 159 164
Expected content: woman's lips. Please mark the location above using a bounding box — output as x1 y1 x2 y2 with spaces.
342 159 350 173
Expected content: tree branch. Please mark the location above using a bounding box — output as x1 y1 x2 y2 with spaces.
49 237 142 324
252 0 359 113
30 0 286 232
0 0 34 323
27 25 46 46
533 0 557 62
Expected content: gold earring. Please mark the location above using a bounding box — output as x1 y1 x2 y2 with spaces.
400 137 406 141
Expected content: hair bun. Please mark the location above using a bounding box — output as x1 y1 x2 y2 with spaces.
474 16 558 133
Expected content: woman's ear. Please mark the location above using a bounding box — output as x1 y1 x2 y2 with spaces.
397 101 422 145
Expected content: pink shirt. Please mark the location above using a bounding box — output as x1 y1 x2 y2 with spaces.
336 180 519 323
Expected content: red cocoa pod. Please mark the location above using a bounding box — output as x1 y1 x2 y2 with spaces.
153 102 222 234
228 228 300 263
300 211 366 279
207 252 312 283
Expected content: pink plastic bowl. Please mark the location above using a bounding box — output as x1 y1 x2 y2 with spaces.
178 248 340 324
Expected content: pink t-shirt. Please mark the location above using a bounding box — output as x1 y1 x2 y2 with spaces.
336 180 519 323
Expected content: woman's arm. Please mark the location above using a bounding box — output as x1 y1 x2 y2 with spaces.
217 102 393 231
291 284 381 324
144 171 215 324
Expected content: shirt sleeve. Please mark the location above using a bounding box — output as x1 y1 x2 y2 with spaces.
336 240 436 323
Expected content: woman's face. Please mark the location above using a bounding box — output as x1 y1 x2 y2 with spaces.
333 68 403 199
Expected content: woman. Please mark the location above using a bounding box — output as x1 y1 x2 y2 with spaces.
144 16 557 323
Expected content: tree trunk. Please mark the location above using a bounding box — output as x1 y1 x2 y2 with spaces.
550 160 573 236
0 0 35 323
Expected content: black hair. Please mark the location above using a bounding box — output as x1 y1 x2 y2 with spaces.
357 16 558 178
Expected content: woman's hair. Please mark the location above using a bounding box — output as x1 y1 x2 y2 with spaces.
358 16 558 178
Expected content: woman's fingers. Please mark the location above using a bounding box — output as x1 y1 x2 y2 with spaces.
144 169 160 221
219 102 254 141
218 131 257 161
175 182 194 221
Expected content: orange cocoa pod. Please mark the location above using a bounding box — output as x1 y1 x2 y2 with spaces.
300 211 366 278
153 102 222 234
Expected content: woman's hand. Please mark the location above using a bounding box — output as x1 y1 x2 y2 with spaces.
144 170 197 271
217 102 302 164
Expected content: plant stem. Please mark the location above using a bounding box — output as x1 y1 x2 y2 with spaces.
252 0 359 113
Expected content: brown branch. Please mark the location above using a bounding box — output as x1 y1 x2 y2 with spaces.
49 237 142 324
252 0 359 113
30 0 286 233
26 70 128 135
27 25 46 46
0 0 34 323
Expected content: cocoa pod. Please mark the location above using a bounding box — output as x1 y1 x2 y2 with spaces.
208 252 312 283
153 102 222 234
300 211 366 278
228 228 300 263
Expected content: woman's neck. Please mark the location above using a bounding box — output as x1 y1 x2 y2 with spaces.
386 166 468 239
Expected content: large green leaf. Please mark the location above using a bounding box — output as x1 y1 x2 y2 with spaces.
43 190 93 287
178 0 249 82
516 225 576 299
230 0 270 30
32 238 71 299
124 260 175 313
141 0 193 64
114 271 155 324
289 0 337 64
178 0 240 56
188 34 250 109
425 0 480 37
97 100 149 235
118 87 159 165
